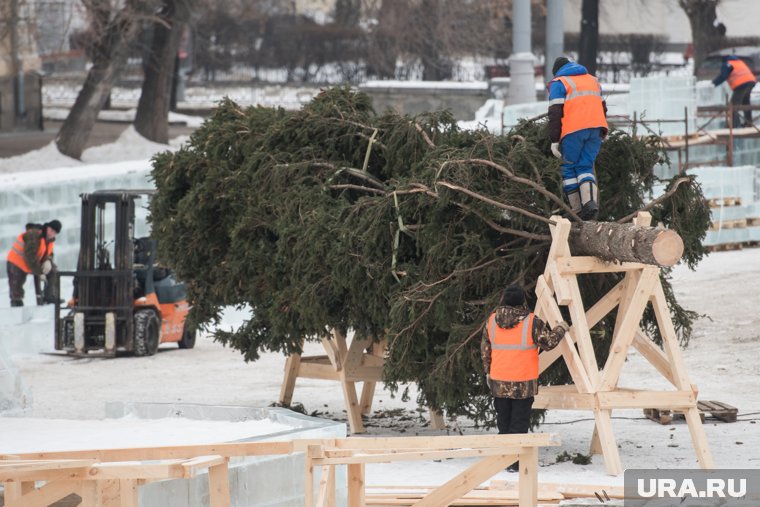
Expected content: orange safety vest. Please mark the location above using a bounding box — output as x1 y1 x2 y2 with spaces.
487 312 538 382
6 231 53 274
727 59 757 90
551 74 608 139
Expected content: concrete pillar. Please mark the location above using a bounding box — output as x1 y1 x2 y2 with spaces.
545 0 565 82
506 0 536 105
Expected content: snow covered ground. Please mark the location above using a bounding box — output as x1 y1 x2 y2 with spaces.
0 125 758 490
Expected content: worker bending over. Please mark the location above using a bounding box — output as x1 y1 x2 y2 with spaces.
712 55 757 128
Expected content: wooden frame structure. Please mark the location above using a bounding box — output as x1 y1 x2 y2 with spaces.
2 435 558 507
303 434 559 507
0 455 230 507
279 331 446 434
532 212 714 475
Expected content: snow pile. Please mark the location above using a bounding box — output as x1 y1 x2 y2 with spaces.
0 126 186 174
0 416 291 453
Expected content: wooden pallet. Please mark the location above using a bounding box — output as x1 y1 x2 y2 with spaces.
709 218 747 231
644 400 737 424
706 242 744 252
706 196 742 207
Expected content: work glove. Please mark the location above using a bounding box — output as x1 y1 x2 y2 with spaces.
550 142 562 159
67 298 77 308
39 273 47 283
41 259 53 275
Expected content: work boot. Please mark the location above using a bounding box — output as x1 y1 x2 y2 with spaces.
578 200 599 221
10 299 23 307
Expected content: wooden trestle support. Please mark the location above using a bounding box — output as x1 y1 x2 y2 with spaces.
533 212 714 475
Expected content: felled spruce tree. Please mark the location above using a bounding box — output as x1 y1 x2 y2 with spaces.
150 87 711 426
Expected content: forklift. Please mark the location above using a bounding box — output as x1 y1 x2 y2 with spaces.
55 190 195 357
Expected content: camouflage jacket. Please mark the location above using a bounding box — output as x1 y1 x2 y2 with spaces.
21 228 50 275
480 305 567 399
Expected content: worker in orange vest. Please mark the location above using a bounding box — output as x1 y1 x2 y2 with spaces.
481 285 569 469
712 55 757 128
6 220 62 307
547 57 608 221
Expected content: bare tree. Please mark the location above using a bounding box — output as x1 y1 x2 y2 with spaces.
678 0 723 75
56 0 160 160
134 0 194 143
578 0 599 75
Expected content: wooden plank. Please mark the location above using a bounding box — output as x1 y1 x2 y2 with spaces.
2 481 34 504
533 389 595 410
488 480 624 499
313 447 524 466
567 276 601 387
555 256 647 274
684 407 715 469
518 447 538 507
598 267 660 391
593 409 622 476
96 479 122 507
632 330 677 387
297 361 341 381
360 381 376 416
589 426 603 456
181 455 227 478
279 343 303 405
412 455 518 507
297 433 561 451
340 372 365 434
344 367 384 383
322 337 343 371
15 441 295 462
208 461 231 507
305 451 315 507
119 479 139 507
633 211 652 227
316 465 336 507
348 463 366 507
651 280 692 390
597 390 696 410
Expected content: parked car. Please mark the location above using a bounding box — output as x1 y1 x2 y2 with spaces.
696 46 760 81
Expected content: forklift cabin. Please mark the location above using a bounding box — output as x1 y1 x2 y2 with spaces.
55 190 194 357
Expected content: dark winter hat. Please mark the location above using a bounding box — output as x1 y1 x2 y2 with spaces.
552 56 570 76
46 219 62 233
499 284 526 307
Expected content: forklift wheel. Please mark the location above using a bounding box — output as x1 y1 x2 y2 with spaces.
178 325 196 349
134 309 160 356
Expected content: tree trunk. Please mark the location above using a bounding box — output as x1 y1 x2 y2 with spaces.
578 0 599 75
134 0 192 143
678 0 722 75
569 222 684 267
56 0 158 160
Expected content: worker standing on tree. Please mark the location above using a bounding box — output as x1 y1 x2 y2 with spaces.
6 220 62 307
481 284 569 471
712 55 757 128
547 57 608 221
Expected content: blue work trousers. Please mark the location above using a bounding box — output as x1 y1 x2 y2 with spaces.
560 128 602 193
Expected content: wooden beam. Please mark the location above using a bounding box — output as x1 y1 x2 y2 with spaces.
296 360 341 381
596 390 695 410
15 441 295 462
518 447 538 507
593 409 622 476
322 337 343 371
684 407 715 469
533 389 595 410
555 256 647 275
567 276 601 387
316 465 336 507
208 461 231 507
412 455 517 507
313 447 524 466
299 434 561 451
348 463 366 507
119 479 138 507
279 342 303 405
181 455 228 478
632 331 677 387
598 267 660 391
